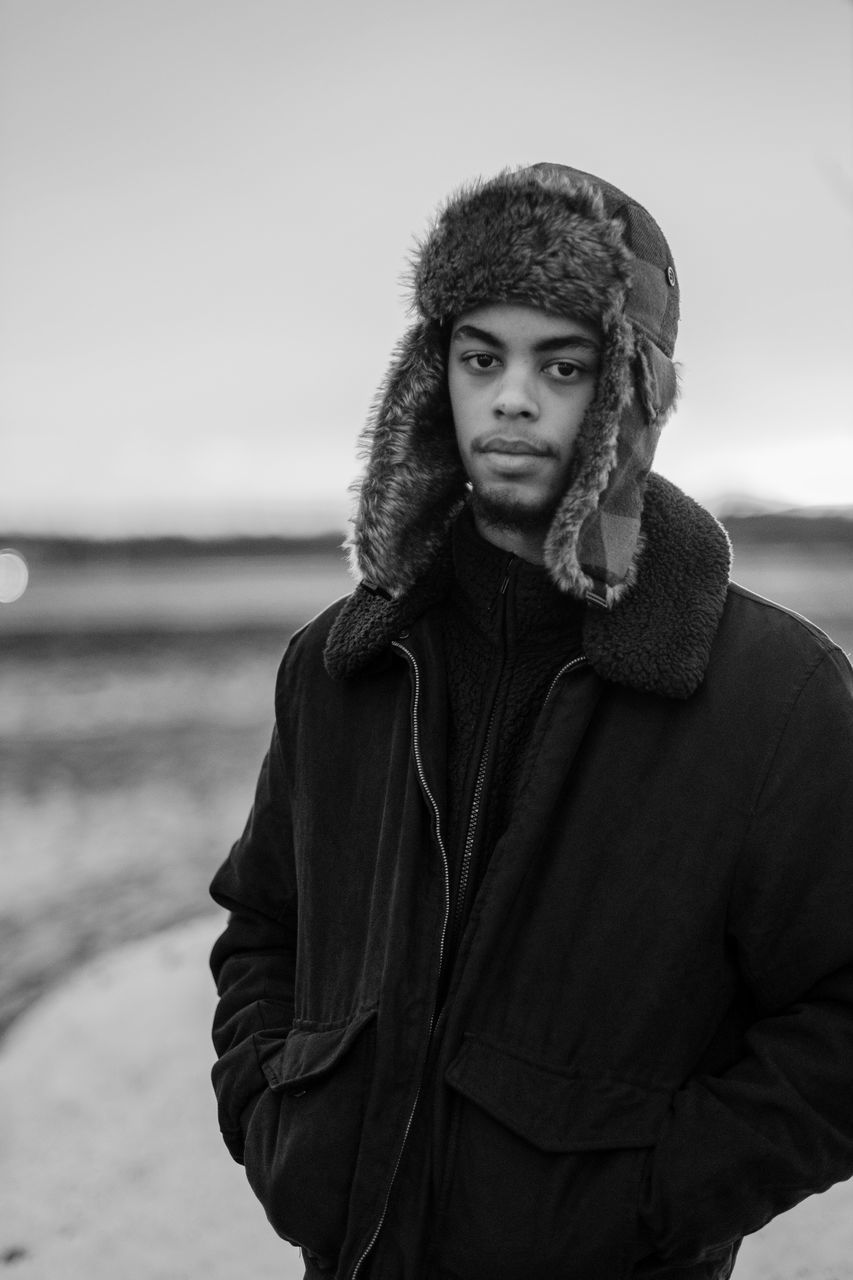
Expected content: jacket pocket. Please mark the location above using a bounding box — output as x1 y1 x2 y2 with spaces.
243 1006 377 1260
438 1033 671 1280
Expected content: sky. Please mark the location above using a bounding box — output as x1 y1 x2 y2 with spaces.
1 0 851 535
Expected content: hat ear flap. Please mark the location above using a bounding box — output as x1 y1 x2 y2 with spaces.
348 321 467 596
635 331 680 426
543 317 635 598
545 326 677 606
574 334 677 604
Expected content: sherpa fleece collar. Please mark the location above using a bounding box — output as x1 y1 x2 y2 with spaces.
325 474 732 700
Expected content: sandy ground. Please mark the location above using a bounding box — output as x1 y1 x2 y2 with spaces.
1 916 851 1280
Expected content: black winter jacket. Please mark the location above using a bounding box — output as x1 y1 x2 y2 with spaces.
210 477 853 1280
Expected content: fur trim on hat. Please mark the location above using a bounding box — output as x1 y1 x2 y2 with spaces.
347 321 467 595
413 169 633 328
347 164 681 605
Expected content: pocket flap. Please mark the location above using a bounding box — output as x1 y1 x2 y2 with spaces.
445 1033 671 1152
257 1006 376 1092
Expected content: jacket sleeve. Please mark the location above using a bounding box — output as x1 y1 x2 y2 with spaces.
209 719 298 1164
640 644 853 1260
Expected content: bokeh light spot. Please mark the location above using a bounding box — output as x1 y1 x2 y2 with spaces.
0 549 29 603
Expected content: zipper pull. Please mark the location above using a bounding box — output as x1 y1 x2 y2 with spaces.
499 554 515 594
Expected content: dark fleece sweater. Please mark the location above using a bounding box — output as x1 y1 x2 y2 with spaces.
439 509 585 958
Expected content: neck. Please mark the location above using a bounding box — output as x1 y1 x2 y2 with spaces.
470 509 547 566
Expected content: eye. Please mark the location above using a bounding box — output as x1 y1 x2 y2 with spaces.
461 352 501 372
543 359 583 382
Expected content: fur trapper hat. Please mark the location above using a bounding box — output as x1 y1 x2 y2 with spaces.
348 163 681 606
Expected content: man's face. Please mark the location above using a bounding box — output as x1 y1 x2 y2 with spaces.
447 302 600 556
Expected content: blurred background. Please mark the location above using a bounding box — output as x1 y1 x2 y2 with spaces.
0 2 845 1269
1 0 852 1039
0 0 851 1269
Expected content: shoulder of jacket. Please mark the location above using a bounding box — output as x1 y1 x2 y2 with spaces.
283 593 352 653
274 592 357 690
720 581 853 689
727 580 841 642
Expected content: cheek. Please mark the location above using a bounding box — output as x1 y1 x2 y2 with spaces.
558 389 595 448
448 381 478 450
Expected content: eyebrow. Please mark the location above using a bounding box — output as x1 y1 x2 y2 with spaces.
451 323 600 354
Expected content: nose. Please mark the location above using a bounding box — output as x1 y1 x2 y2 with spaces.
493 367 538 419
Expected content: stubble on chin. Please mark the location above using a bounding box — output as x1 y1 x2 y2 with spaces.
469 484 558 537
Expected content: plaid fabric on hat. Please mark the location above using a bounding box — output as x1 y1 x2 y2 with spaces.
579 394 664 603
574 326 677 605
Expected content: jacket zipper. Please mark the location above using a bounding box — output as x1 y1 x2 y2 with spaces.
544 654 588 703
349 640 451 1280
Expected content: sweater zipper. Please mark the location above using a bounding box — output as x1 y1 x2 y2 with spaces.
454 648 588 947
464 652 590 926
455 651 589 947
452 559 512 941
348 640 451 1280
453 696 499 942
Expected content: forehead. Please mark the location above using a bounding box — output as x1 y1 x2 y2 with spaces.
450 302 600 346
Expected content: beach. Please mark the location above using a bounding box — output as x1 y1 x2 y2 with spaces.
1 914 852 1279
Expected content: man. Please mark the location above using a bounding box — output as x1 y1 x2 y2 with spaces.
209 164 853 1280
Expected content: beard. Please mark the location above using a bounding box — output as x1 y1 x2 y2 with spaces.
469 481 560 537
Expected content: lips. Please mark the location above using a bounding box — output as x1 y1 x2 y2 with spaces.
475 435 551 457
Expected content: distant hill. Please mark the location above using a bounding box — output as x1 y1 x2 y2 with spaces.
719 511 853 548
0 531 346 567
1 508 852 567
